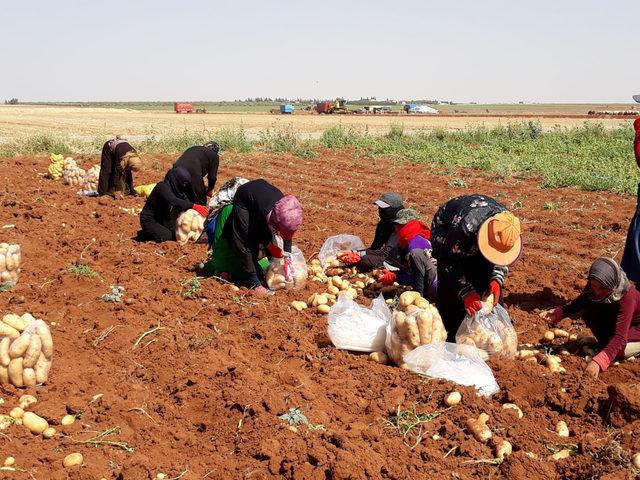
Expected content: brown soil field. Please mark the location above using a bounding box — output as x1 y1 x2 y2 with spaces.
0 150 638 479
0 106 636 140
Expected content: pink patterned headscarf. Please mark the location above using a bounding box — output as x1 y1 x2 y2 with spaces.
269 195 302 240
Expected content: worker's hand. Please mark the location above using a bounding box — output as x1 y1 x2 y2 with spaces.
376 269 396 286
338 251 361 265
539 307 563 324
192 204 208 217
266 242 283 259
252 285 274 297
463 291 483 316
485 280 501 305
585 360 600 379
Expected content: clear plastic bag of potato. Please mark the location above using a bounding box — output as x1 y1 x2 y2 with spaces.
404 342 500 397
318 235 365 267
0 314 53 388
455 304 517 359
385 304 448 367
265 246 308 290
327 294 390 352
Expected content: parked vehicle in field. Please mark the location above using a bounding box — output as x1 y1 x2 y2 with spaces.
174 102 207 114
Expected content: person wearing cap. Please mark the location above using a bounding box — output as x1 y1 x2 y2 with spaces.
173 142 220 205
620 117 640 283
137 166 209 243
337 192 404 271
431 194 522 338
97 136 141 197
540 257 640 378
222 179 302 296
374 208 438 300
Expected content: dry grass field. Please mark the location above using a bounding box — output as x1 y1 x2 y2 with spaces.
0 105 635 141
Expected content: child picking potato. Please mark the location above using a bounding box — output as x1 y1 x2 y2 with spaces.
541 257 640 378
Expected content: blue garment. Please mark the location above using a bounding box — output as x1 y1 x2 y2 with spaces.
621 183 640 283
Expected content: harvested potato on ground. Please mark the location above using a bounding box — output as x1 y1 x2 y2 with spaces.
290 301 308 312
553 328 570 338
42 427 56 438
502 403 523 419
545 355 566 373
4 456 15 467
556 420 569 437
549 449 572 461
63 453 83 468
543 331 555 342
369 351 389 365
22 412 48 434
61 414 76 426
467 413 492 443
632 452 640 469
496 440 512 462
18 395 37 410
444 391 462 406
317 304 331 314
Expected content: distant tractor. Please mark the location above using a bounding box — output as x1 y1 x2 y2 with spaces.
315 98 351 114
174 102 206 114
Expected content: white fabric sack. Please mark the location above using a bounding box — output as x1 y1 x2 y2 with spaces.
327 294 390 352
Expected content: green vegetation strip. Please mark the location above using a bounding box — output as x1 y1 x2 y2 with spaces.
1 122 637 195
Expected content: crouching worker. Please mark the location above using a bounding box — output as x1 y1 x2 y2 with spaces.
209 179 302 296
368 208 438 301
541 257 640 378
338 192 404 272
174 141 220 205
431 194 522 339
137 167 209 243
98 136 141 197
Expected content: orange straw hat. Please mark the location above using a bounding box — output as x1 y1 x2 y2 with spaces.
477 211 522 266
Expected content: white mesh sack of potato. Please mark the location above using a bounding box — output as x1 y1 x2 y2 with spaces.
327 294 390 352
318 234 365 267
385 293 448 367
455 303 517 359
265 246 308 290
62 158 86 187
175 209 205 245
0 313 53 387
0 243 21 284
82 165 100 192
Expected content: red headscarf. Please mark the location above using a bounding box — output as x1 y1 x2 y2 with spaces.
396 220 431 248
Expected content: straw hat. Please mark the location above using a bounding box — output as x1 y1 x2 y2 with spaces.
477 211 522 266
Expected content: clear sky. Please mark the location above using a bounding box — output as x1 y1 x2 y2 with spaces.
1 0 638 103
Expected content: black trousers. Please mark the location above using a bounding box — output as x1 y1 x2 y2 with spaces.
436 257 495 341
139 216 175 243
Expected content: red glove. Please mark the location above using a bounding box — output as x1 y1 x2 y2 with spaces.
192 204 208 217
487 280 501 305
377 269 397 286
338 251 361 265
463 292 483 316
266 242 283 258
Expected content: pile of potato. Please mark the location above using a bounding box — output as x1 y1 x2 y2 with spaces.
0 243 20 284
456 303 518 359
47 154 64 181
82 165 100 191
175 209 205 245
0 313 53 387
62 158 86 187
386 291 447 367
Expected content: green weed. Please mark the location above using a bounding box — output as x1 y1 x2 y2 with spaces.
68 263 99 278
383 404 441 449
180 277 202 299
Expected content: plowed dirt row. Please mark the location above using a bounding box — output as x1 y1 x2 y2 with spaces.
0 150 637 479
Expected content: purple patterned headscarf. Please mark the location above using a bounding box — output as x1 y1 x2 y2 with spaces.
269 195 302 239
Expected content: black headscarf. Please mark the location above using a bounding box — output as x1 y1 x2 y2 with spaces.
371 205 403 249
165 166 193 201
587 256 630 303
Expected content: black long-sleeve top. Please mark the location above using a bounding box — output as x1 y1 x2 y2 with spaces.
174 146 219 204
431 194 509 298
98 141 135 196
222 179 285 280
140 182 193 230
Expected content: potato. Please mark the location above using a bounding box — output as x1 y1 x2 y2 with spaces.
444 391 461 406
61 414 76 426
414 297 429 309
399 291 420 308
63 452 83 468
34 354 51 384
545 355 565 373
0 323 20 338
313 294 328 307
18 394 37 410
22 412 48 434
9 407 24 419
416 311 434 344
404 317 421 348
0 366 8 384
8 358 23 387
42 427 56 438
4 456 15 466
553 328 570 338
22 368 36 387
543 331 555 342
36 324 53 359
556 420 569 437
467 413 492 443
502 403 523 419
327 285 339 295
368 351 389 364
317 304 331 314
22 335 41 368
496 440 512 462
9 333 31 359
549 449 571 461
632 453 640 469
0 337 10 367
290 301 307 312
2 314 26 332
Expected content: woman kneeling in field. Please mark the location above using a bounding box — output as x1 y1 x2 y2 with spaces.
541 256 640 378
